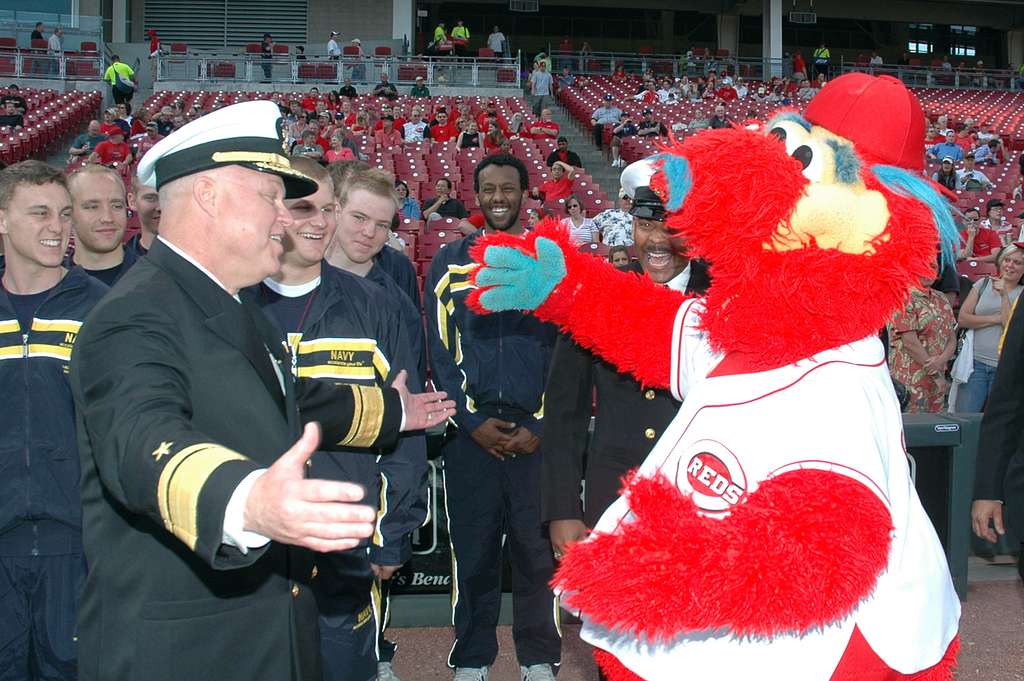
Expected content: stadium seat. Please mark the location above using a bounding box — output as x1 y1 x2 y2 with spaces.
957 260 997 281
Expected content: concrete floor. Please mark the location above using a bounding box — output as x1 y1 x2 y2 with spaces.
387 560 1024 681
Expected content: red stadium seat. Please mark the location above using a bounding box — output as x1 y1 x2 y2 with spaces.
957 260 997 281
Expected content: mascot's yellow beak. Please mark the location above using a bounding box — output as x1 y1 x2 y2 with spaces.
765 120 891 256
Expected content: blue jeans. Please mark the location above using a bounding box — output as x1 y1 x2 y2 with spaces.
956 359 998 412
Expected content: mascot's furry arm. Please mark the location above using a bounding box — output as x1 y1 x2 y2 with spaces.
555 470 893 641
467 223 687 389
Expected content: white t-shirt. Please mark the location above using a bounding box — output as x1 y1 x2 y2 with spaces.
487 32 506 52
577 300 960 680
561 216 598 244
403 120 429 142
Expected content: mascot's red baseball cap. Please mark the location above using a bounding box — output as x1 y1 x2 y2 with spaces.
804 73 925 172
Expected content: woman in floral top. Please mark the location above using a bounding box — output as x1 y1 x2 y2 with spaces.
888 275 958 412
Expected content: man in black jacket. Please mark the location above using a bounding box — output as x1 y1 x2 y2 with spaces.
540 159 710 681
425 155 561 681
0 160 109 681
69 101 453 681
972 280 1024 582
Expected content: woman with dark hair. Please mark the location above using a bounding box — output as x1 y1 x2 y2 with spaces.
931 157 957 192
325 91 341 112
560 195 598 244
395 180 421 219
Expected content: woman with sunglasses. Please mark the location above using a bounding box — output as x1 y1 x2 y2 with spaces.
560 196 599 244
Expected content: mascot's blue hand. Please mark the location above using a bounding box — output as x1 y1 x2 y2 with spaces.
476 237 567 311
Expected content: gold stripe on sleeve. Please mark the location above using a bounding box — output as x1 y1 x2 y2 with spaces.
157 443 248 551
339 385 385 447
338 384 364 446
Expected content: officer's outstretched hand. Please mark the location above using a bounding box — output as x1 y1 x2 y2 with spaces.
392 369 455 431
244 422 376 553
474 237 567 312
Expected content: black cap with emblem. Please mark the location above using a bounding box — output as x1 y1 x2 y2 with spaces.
620 158 667 222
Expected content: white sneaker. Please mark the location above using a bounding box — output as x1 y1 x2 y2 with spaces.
520 664 557 681
453 667 489 681
377 661 401 681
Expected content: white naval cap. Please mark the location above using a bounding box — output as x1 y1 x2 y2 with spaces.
620 157 667 221
136 100 317 199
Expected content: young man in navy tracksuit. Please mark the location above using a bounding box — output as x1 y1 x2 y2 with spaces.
251 160 427 681
424 155 561 681
0 161 109 680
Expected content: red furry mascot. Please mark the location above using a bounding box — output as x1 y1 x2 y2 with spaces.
466 74 961 680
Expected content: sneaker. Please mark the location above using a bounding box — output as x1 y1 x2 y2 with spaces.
377 661 401 681
520 664 557 681
453 667 489 681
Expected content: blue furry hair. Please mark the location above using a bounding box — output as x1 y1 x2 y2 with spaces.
653 154 692 211
870 164 959 267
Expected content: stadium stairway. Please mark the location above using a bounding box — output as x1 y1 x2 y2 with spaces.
548 102 623 199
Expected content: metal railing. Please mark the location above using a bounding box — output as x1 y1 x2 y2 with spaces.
0 52 103 80
0 12 103 52
547 49 1022 91
155 52 522 88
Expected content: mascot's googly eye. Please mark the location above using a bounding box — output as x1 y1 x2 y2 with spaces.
793 140 827 183
767 121 806 156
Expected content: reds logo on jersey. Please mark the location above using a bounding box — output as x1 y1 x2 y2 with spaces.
678 441 748 512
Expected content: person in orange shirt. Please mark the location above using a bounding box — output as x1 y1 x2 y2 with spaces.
430 110 459 143
528 108 559 139
374 116 403 149
529 160 575 203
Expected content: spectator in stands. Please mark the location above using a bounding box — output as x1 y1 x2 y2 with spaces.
351 111 369 135
373 74 399 100
456 120 481 149
545 137 581 168
590 94 623 150
47 27 63 76
526 208 546 228
432 21 449 52
67 165 138 286
974 139 1001 166
260 33 273 82
69 120 106 158
104 54 137 105
812 43 831 80
609 112 638 168
634 81 660 106
430 110 459 143
374 103 405 134
957 155 994 191
956 245 1024 412
403 106 431 143
483 121 507 153
557 66 576 92
608 245 630 266
154 105 176 136
0 160 108 681
133 121 163 159
983 199 1013 244
338 77 358 99
479 110 499 135
709 104 731 129
959 207 1002 263
530 160 575 203
888 267 957 413
487 26 506 58
395 180 421 219
300 87 320 113
1 84 26 114
89 128 132 167
529 61 553 117
637 108 667 138
295 129 324 160
410 76 430 97
171 114 187 132
931 157 958 191
423 178 468 223
593 191 634 246
0 100 24 129
869 52 883 68
561 196 598 244
927 131 964 162
374 116 403 149
126 174 160 256
325 128 357 163
98 108 120 137
529 108 559 139
504 112 526 139
30 21 44 41
327 31 341 60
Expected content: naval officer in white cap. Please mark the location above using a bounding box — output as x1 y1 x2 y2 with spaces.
69 100 454 681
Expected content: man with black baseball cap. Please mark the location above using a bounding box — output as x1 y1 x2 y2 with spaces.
69 100 454 681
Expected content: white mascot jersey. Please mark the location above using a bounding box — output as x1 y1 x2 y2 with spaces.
579 299 961 681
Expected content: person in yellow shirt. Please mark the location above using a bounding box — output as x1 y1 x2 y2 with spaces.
433 21 450 55
103 54 137 105
451 20 470 57
813 43 831 80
